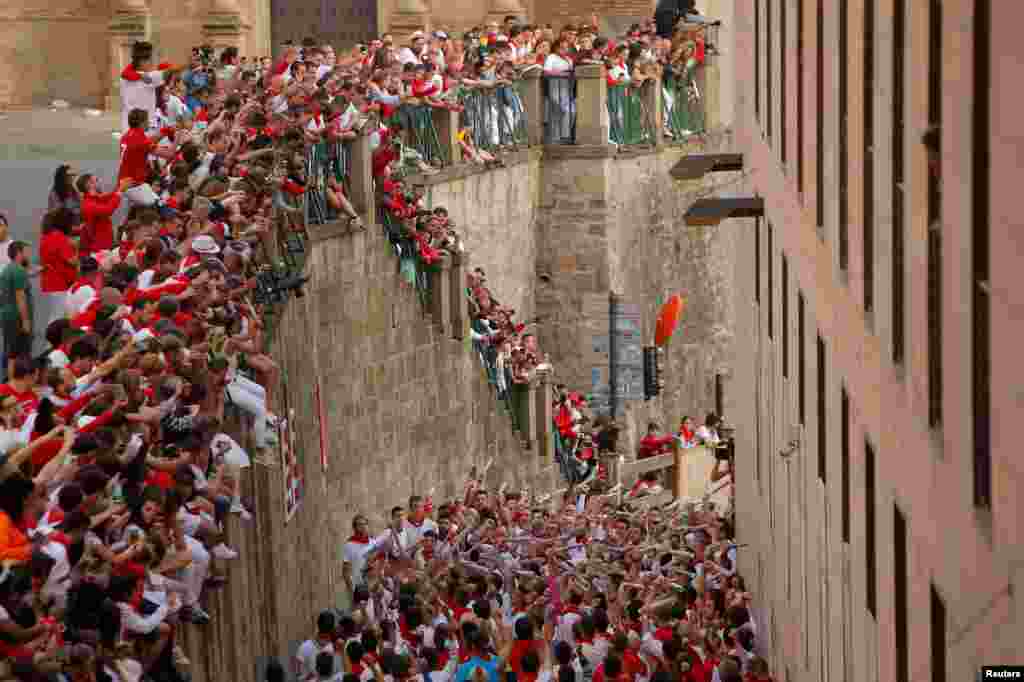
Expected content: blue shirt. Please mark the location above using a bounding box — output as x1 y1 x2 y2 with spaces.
454 656 501 682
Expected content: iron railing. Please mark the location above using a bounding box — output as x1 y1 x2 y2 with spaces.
607 83 653 146
543 73 576 144
460 84 528 151
663 66 706 141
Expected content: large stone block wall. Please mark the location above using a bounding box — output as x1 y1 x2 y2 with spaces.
535 134 744 455
424 151 542 320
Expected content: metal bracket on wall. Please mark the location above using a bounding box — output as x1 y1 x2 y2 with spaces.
669 153 745 181
684 197 765 226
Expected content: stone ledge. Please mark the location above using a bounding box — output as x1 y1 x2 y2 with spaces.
404 146 539 186
307 219 361 243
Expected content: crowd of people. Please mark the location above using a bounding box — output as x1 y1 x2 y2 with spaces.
0 4 765 682
313 462 764 682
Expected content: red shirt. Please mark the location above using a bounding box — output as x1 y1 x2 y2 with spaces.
0 385 39 429
639 434 674 459
39 230 77 292
80 191 122 255
118 127 154 185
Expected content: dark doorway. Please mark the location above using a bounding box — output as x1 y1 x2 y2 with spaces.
271 0 379 53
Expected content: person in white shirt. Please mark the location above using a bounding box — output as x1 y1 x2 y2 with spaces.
695 413 721 446
397 33 427 65
294 611 340 682
403 494 438 544
342 514 391 596
120 41 181 133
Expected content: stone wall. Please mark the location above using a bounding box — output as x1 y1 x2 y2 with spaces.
423 149 543 320
0 1 271 109
534 133 743 456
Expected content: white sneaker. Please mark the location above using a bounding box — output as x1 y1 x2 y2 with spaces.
212 543 238 560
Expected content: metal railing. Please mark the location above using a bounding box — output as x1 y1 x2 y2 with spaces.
663 65 706 141
469 319 525 430
398 103 449 168
460 84 528 151
543 74 576 144
607 83 653 146
304 140 352 226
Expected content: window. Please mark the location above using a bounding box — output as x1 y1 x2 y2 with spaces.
781 0 788 165
768 223 775 339
817 334 826 481
894 506 909 682
863 0 875 311
931 585 947 682
841 388 850 542
838 0 849 269
927 0 943 427
755 216 762 304
756 0 761 124
815 0 824 229
767 0 773 141
865 441 877 617
892 0 906 364
782 255 789 377
798 294 806 424
715 373 724 417
797 0 805 193
972 0 991 509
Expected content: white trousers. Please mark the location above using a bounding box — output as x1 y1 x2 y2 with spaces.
40 291 69 326
226 373 270 447
180 534 210 607
123 183 160 207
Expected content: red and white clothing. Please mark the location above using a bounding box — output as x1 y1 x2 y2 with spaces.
120 65 166 132
341 532 391 588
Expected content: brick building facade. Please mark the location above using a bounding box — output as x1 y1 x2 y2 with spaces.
726 0 1023 681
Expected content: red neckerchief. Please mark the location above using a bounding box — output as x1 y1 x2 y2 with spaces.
577 636 594 646
350 661 365 676
348 534 370 544
680 426 695 441
561 604 580 616
46 530 71 546
435 651 449 669
121 65 143 81
653 626 674 642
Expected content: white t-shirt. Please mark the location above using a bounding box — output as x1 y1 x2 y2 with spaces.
294 638 336 682
402 517 438 546
67 285 96 315
165 94 190 125
47 348 70 369
121 69 166 132
543 54 574 74
397 47 421 65
0 239 12 267
341 533 391 587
